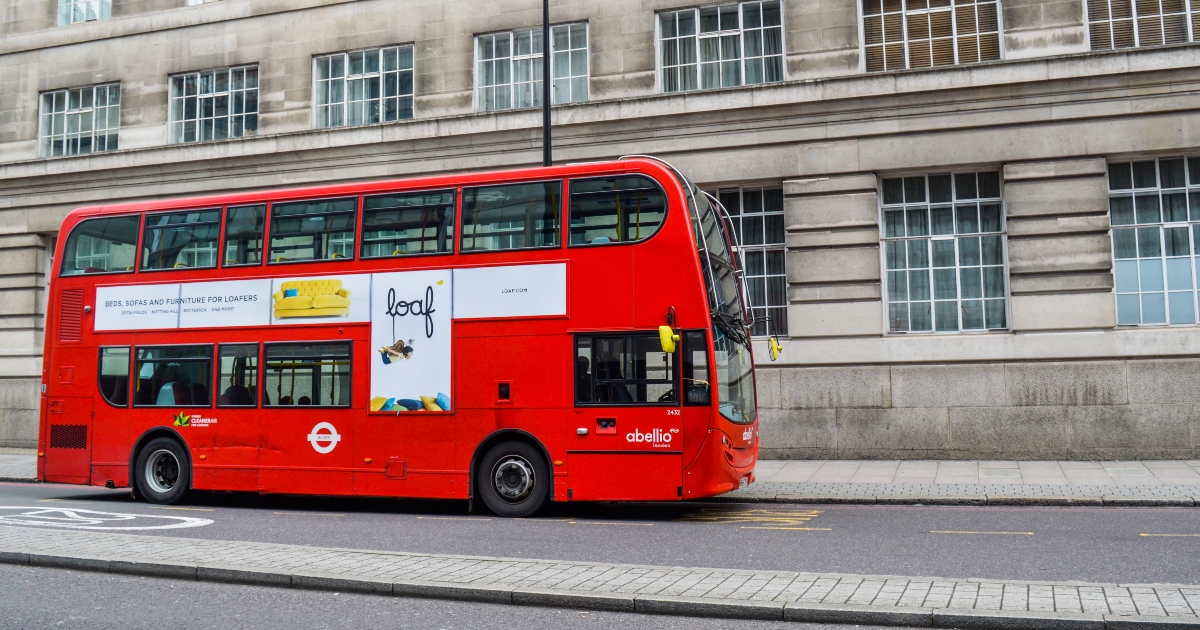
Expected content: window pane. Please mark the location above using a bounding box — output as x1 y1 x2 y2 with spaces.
98 347 130 407
931 207 955 235
933 268 957 299
1169 291 1195 324
263 343 351 407
1137 227 1161 258
60 215 140 276
1140 259 1164 292
907 239 929 268
935 300 958 331
580 334 677 404
462 182 562 251
217 344 258 407
1112 228 1138 259
141 210 221 270
134 346 213 407
223 204 265 267
1114 260 1140 293
1141 292 1166 324
269 198 358 262
570 176 666 245
1117 293 1141 325
362 190 457 257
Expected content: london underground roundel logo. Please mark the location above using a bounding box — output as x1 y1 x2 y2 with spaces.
307 422 341 454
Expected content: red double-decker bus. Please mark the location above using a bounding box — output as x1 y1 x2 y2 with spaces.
39 157 762 517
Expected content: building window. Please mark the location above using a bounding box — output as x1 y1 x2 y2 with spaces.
314 46 414 129
659 1 783 93
58 0 109 25
1109 157 1200 326
476 24 589 111
169 66 258 144
862 0 1000 72
39 84 119 157
881 172 1007 333
1086 0 1194 49
714 187 787 336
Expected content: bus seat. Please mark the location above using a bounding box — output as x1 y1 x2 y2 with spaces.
156 382 192 406
220 385 253 406
192 383 210 406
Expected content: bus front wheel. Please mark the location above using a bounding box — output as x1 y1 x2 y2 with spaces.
476 441 548 518
134 437 190 505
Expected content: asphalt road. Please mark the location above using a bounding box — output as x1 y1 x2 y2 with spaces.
0 563 867 630
2 481 1199 586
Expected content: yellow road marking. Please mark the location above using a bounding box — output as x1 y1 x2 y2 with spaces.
931 530 1033 535
568 521 654 527
678 508 822 527
1140 533 1200 537
150 506 213 512
416 516 492 522
272 511 344 517
740 526 832 531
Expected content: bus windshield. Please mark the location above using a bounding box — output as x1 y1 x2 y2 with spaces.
685 180 757 424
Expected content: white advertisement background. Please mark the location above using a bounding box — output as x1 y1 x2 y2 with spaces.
453 263 566 319
178 279 272 328
369 270 453 407
94 284 181 331
269 273 371 325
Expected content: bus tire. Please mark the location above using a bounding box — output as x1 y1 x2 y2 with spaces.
476 441 548 518
133 437 190 505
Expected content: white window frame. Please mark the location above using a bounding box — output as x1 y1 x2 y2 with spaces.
860 0 1003 72
1108 156 1200 327
475 23 590 112
313 45 415 130
879 171 1010 335
57 0 110 25
38 83 120 158
1085 0 1195 49
713 186 788 337
657 1 785 94
169 65 259 144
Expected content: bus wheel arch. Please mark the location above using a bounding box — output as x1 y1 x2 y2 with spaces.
129 427 192 504
469 430 554 517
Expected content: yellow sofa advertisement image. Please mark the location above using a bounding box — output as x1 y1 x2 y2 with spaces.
269 274 371 324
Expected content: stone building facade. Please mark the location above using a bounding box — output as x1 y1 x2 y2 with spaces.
1 0 1198 457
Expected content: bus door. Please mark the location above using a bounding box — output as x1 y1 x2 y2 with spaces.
44 339 95 484
257 343 355 495
567 333 683 501
209 344 262 491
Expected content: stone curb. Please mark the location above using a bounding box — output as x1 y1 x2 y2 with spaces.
2 550 1198 627
716 494 1199 507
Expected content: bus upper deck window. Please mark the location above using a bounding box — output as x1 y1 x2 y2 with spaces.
141 209 221 271
223 204 266 267
461 181 561 252
569 176 667 246
98 346 131 408
59 215 139 276
361 190 455 258
269 197 357 263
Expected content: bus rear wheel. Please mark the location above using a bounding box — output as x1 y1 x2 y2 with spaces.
477 441 548 518
134 437 190 505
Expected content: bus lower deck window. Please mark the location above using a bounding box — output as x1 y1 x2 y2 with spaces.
134 346 213 407
263 343 351 407
575 334 677 405
217 344 259 407
98 346 130 407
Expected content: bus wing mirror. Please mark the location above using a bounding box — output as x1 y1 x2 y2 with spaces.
768 337 782 362
658 326 679 354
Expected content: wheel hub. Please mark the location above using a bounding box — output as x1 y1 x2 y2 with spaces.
492 456 535 502
145 449 180 494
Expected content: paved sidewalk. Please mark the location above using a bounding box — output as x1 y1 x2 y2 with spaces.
1 526 1198 628
723 460 1200 506
0 449 34 481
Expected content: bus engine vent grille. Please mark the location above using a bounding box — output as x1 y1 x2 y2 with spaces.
58 289 83 342
49 424 87 449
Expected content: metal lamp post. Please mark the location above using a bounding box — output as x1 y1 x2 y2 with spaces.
542 0 552 167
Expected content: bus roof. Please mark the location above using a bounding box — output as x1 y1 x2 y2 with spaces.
63 157 684 223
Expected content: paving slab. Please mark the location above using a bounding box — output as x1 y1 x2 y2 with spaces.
0 526 1196 627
